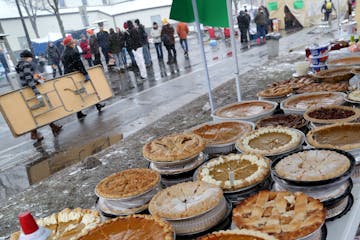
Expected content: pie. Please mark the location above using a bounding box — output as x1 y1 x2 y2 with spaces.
143 133 205 162
295 81 349 94
307 123 360 150
327 56 360 66
198 229 278 240
236 127 302 156
191 121 253 145
11 208 101 240
304 105 360 124
214 101 275 119
78 214 174 240
313 67 354 83
95 168 160 199
274 150 351 181
257 86 292 98
283 92 345 111
348 90 360 102
149 181 223 219
197 153 270 191
232 190 326 240
256 114 306 129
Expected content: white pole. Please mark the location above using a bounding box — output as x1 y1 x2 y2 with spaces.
226 0 242 101
191 0 216 112
336 0 340 31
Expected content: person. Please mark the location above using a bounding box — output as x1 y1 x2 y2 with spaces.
88 29 101 66
109 28 126 71
45 41 62 78
348 0 353 19
150 22 163 60
126 20 147 79
321 0 336 23
254 9 267 44
259 5 271 33
161 18 176 64
61 36 105 120
176 22 189 57
79 34 93 67
116 27 127 70
237 10 250 43
96 23 110 65
135 19 152 67
15 50 62 141
123 22 137 68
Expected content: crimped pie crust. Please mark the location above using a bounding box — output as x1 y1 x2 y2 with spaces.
283 92 344 110
214 101 275 118
257 86 292 98
143 133 205 162
192 121 253 145
95 168 160 199
198 229 278 240
232 190 326 240
78 214 174 240
307 123 360 150
149 181 223 219
197 153 270 191
256 114 306 129
304 105 360 124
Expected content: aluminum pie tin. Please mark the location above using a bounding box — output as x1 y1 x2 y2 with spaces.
344 95 360 104
326 194 353 221
258 94 292 103
144 152 202 168
297 224 326 240
271 148 355 187
352 164 360 181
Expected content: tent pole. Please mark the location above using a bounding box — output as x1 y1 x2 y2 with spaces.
191 0 215 112
226 0 242 102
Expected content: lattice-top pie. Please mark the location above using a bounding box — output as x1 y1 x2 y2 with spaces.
304 105 360 124
198 229 278 240
275 150 351 181
149 181 223 219
197 153 270 191
232 190 326 240
95 168 160 199
283 92 344 110
214 101 275 119
192 121 253 145
78 215 174 240
236 127 302 156
143 133 205 162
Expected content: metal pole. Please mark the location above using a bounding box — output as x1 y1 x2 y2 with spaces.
15 0 33 53
226 0 242 101
191 0 215 112
336 0 340 31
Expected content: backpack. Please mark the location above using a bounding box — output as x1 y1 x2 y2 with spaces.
326 1 332 10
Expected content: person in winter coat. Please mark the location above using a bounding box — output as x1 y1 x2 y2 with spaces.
161 18 176 64
254 9 267 43
321 0 336 22
61 36 105 120
109 28 125 71
176 22 189 57
45 41 63 78
87 29 101 66
96 25 110 65
16 49 62 141
150 22 163 60
237 10 251 43
123 22 137 67
135 19 152 67
79 34 93 67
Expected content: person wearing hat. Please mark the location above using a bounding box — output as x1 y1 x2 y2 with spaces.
15 49 62 141
87 29 101 66
45 41 63 78
61 35 105 120
161 18 176 64
96 23 110 66
79 33 93 67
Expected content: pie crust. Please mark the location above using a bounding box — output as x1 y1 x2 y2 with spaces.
304 105 360 124
95 168 160 199
198 229 278 240
283 92 345 110
192 121 253 145
274 150 351 181
149 181 223 219
214 101 275 119
257 86 292 98
78 214 174 240
232 190 326 240
143 133 205 162
236 127 302 156
307 123 360 150
256 114 306 129
197 153 270 191
348 90 360 102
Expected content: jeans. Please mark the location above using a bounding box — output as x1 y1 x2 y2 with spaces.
180 39 188 52
154 42 163 59
142 43 152 66
165 44 176 62
100 46 110 64
121 48 127 65
86 58 93 67
127 48 137 66
256 24 267 39
93 53 102 66
113 52 125 68
132 47 147 78
52 62 63 78
239 28 248 42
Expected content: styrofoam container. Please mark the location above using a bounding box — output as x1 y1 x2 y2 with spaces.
311 64 328 73
310 54 329 65
309 44 330 57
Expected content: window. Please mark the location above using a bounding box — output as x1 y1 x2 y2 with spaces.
151 15 161 25
17 36 27 50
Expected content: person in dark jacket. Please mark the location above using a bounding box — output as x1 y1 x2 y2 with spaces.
321 0 336 22
96 24 110 65
237 10 250 43
255 9 267 43
123 22 137 68
16 49 62 141
79 34 93 67
46 41 63 78
161 18 176 64
135 19 152 67
87 29 102 66
109 28 125 71
61 36 105 120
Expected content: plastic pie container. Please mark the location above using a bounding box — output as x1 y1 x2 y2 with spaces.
309 54 329 65
310 64 328 73
309 44 329 57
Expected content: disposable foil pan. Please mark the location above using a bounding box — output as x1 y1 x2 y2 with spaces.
258 95 292 103
326 194 353 221
352 164 360 182
145 152 201 168
297 224 327 240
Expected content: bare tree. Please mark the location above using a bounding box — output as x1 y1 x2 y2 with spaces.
19 0 41 38
233 0 239 15
46 0 65 38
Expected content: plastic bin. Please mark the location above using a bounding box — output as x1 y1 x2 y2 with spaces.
266 33 281 58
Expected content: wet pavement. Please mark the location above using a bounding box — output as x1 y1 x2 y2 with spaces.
0 26 340 237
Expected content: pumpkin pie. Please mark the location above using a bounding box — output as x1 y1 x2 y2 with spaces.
236 127 302 156
256 114 306 129
274 150 351 181
78 214 174 240
307 123 360 150
213 101 275 119
304 105 360 124
283 92 345 111
197 153 270 191
198 229 278 240
95 168 160 199
143 133 205 162
232 190 326 240
149 181 223 219
191 121 253 146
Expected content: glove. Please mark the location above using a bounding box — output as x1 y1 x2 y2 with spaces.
84 74 91 82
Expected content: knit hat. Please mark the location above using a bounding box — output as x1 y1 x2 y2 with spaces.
86 29 94 35
123 22 128 29
20 50 33 58
63 36 73 46
162 18 169 25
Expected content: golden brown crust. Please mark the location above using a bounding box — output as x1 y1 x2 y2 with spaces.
95 168 160 199
256 114 306 129
283 92 345 110
257 86 293 98
214 101 275 119
313 67 354 83
198 229 279 240
143 133 205 162
304 105 360 124
232 190 326 240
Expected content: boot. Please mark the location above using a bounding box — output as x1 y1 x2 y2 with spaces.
96 103 105 112
30 130 44 141
77 111 87 120
53 69 56 78
50 123 62 136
